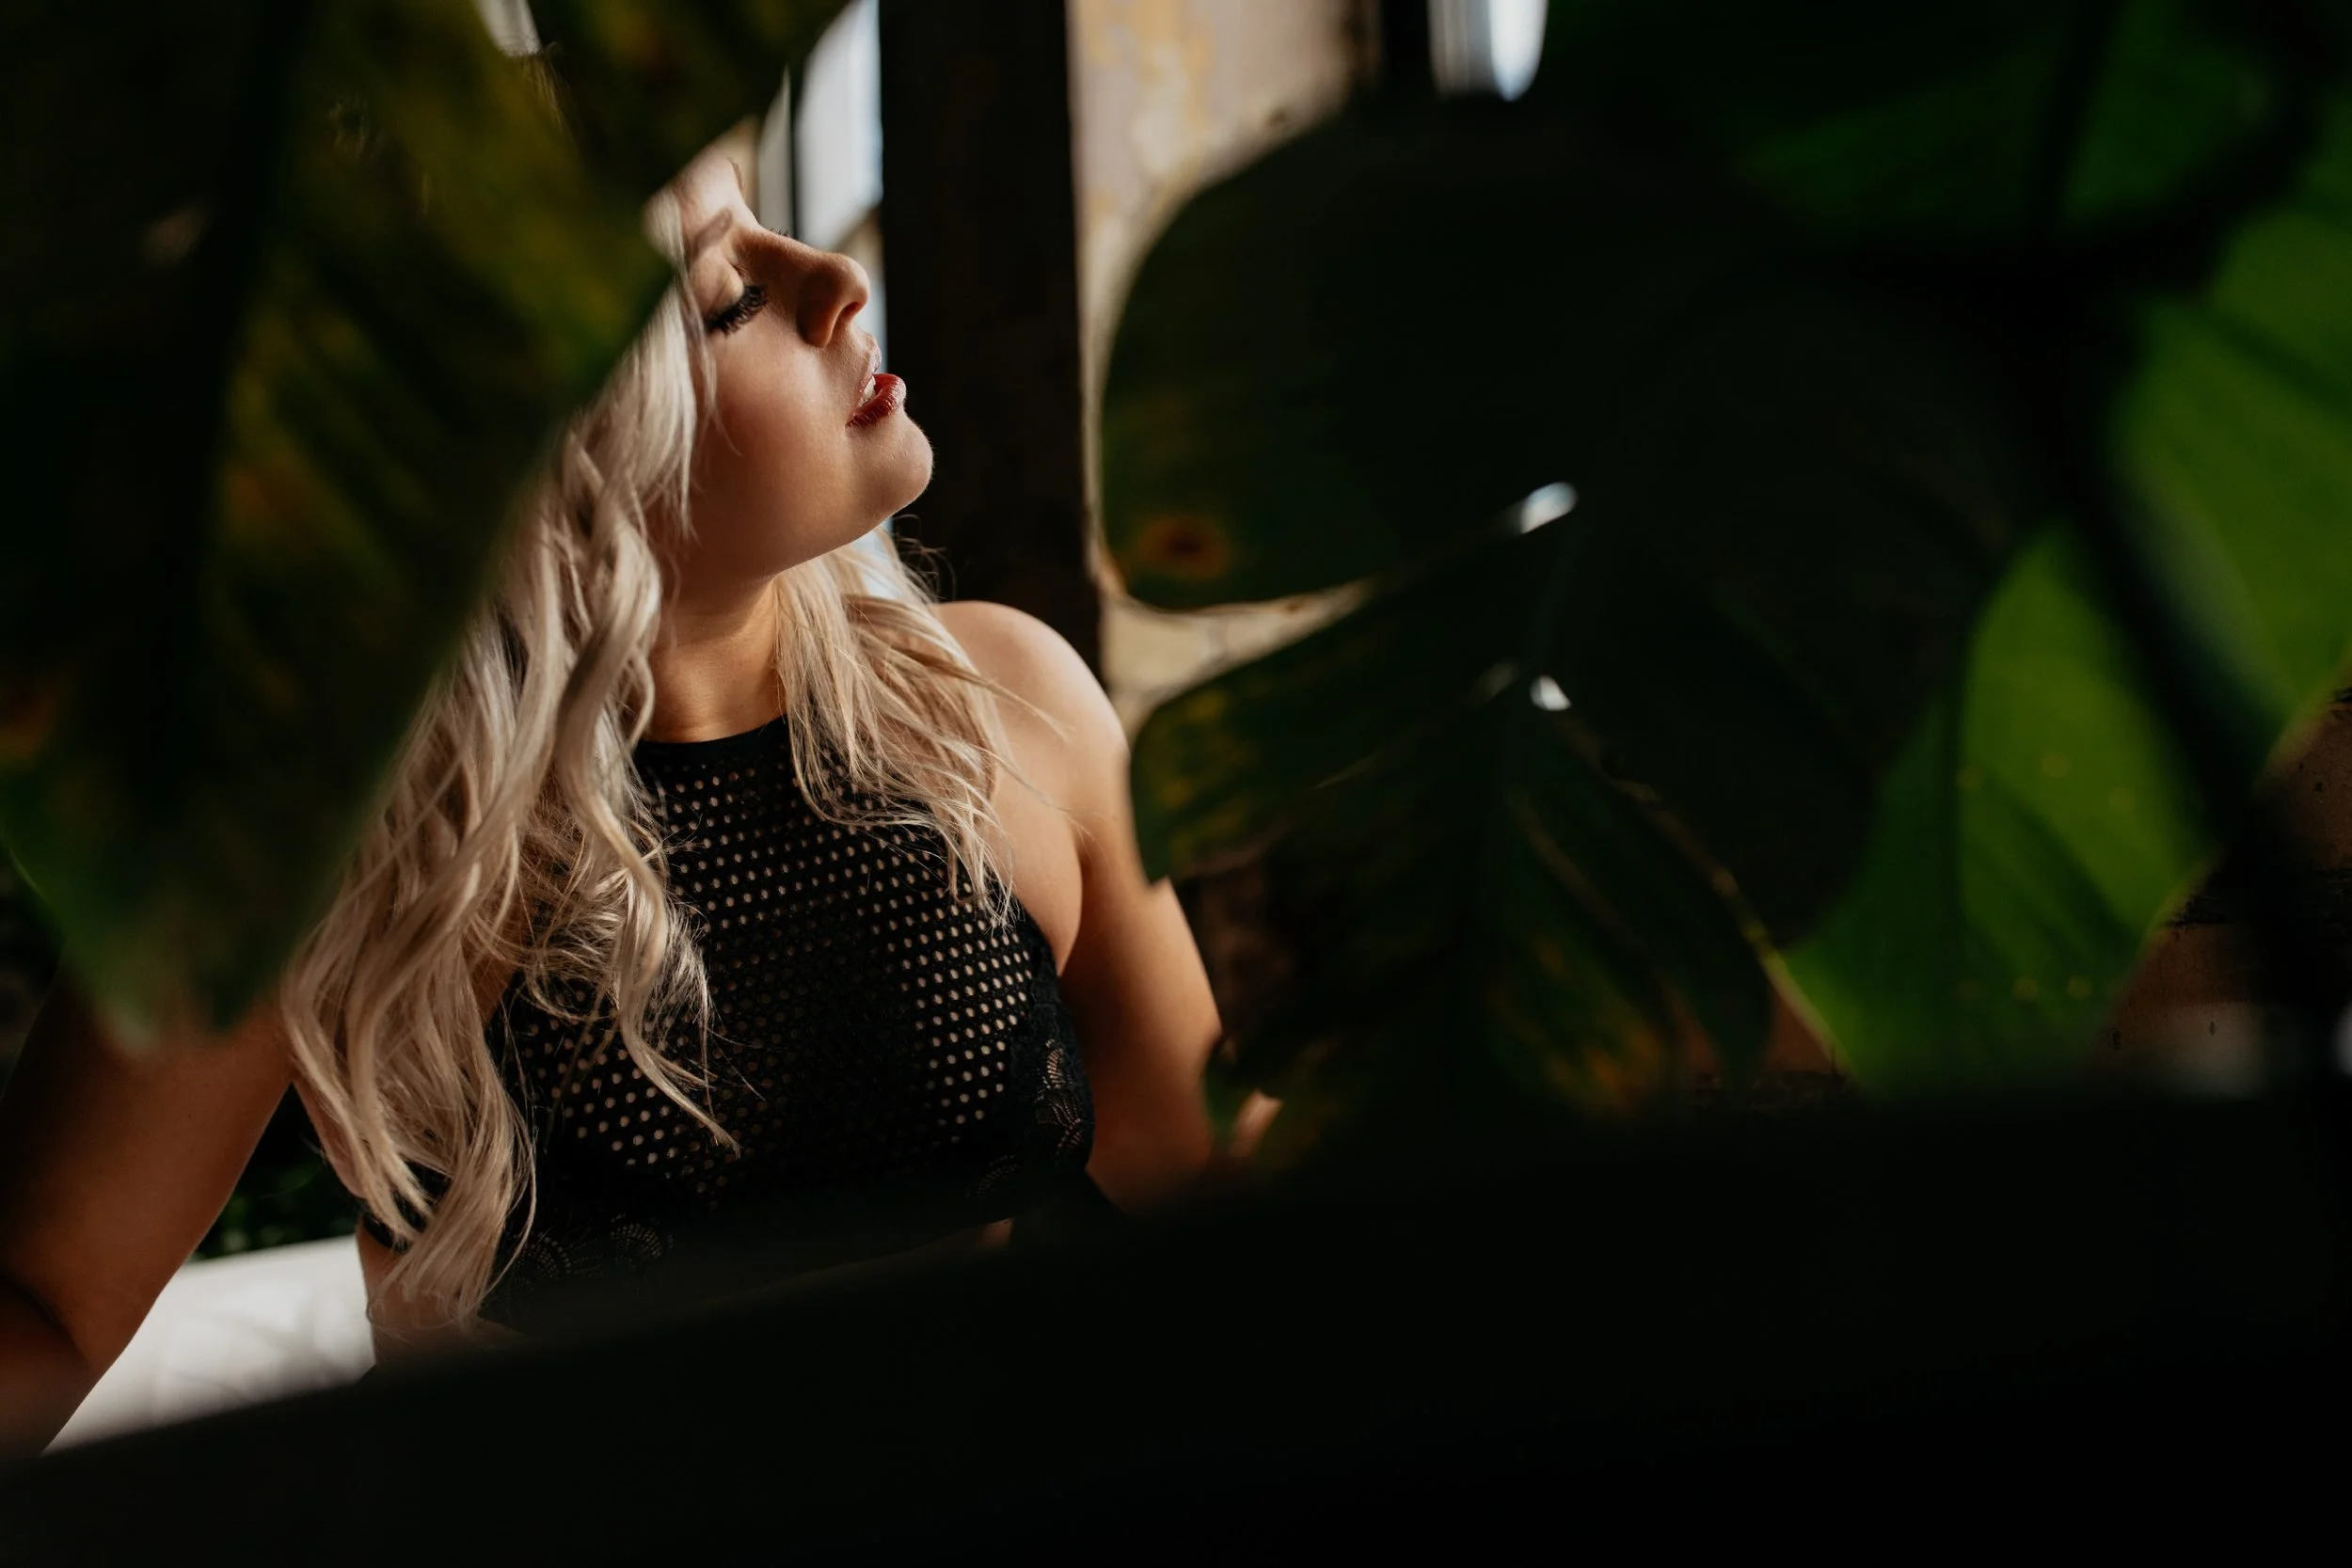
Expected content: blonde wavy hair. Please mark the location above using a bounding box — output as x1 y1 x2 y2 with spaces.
279 188 1010 1332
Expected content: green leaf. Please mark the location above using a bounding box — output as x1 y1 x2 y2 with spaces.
529 1 849 198
1107 103 2033 1127
1102 105 1775 609
1531 0 2281 244
1131 516 1779 1148
0 1 847 1033
1783 530 2209 1088
2109 150 2352 751
1534 280 2035 941
1784 86 2352 1091
1106 1 2352 1122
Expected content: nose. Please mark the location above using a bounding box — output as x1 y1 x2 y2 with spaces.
768 235 868 349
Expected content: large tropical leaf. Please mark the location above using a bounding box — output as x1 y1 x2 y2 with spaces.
528 1 849 196
1788 79 2352 1086
1781 531 2210 1088
1104 0 2352 1129
1110 109 2036 1134
0 0 849 1035
1526 0 2289 244
1134 525 1778 1146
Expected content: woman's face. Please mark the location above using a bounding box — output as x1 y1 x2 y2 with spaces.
665 153 930 599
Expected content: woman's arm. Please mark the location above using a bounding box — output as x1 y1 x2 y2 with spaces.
939 602 1223 1211
0 975 293 1454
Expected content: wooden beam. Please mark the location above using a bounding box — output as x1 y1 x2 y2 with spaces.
878 0 1097 668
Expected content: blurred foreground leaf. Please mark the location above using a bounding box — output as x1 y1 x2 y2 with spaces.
529 1 848 198
0 0 846 1034
1104 0 2352 1134
1111 103 2032 1136
1786 79 2352 1088
1134 531 1780 1145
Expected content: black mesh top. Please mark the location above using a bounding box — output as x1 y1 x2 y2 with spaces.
365 714 1106 1333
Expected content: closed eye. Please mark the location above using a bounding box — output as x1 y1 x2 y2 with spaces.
703 282 768 335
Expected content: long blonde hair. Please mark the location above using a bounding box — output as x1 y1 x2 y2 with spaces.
280 188 1009 1331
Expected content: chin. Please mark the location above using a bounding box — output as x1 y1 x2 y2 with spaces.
879 419 935 515
797 435 932 568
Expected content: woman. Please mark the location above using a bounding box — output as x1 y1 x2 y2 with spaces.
0 148 1220 1452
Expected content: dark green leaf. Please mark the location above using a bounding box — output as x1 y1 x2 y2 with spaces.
1132 528 1776 1148
1783 529 2209 1088
529 0 848 198
1532 0 2282 245
1102 105 1772 608
3 1 659 1031
1107 103 2032 1126
1109 1 2352 1120
1784 86 2352 1090
0 1 848 1033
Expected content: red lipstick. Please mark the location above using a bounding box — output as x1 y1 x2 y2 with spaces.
850 372 904 428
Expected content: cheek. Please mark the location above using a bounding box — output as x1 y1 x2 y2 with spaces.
686 356 936 581
691 362 842 566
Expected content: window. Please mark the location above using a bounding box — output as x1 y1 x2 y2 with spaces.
1429 0 1547 102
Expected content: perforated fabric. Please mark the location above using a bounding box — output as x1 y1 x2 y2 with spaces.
364 715 1102 1331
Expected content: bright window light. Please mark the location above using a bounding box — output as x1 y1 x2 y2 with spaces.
1515 482 1577 533
795 0 882 254
1431 0 1548 102
1486 0 1547 102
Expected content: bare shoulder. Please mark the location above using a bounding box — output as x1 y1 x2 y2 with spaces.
932 601 1130 887
933 600 1124 759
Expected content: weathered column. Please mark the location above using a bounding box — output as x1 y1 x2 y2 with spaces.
1065 0 1369 728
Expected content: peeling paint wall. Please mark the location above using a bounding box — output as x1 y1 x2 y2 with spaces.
1069 0 1370 729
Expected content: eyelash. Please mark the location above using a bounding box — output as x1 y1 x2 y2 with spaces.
703 282 767 335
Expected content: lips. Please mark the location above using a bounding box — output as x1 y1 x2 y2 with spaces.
849 339 902 428
849 372 904 429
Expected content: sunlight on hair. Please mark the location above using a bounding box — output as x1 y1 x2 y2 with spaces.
278 179 1012 1335
470 0 538 57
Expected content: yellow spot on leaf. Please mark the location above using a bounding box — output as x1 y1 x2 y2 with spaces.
0 672 64 766
1184 687 1230 722
1131 512 1232 583
2041 753 2071 778
2012 976 2040 1001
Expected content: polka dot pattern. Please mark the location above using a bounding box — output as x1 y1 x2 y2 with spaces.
469 716 1095 1323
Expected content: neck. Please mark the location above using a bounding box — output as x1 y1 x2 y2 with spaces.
645 578 787 742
